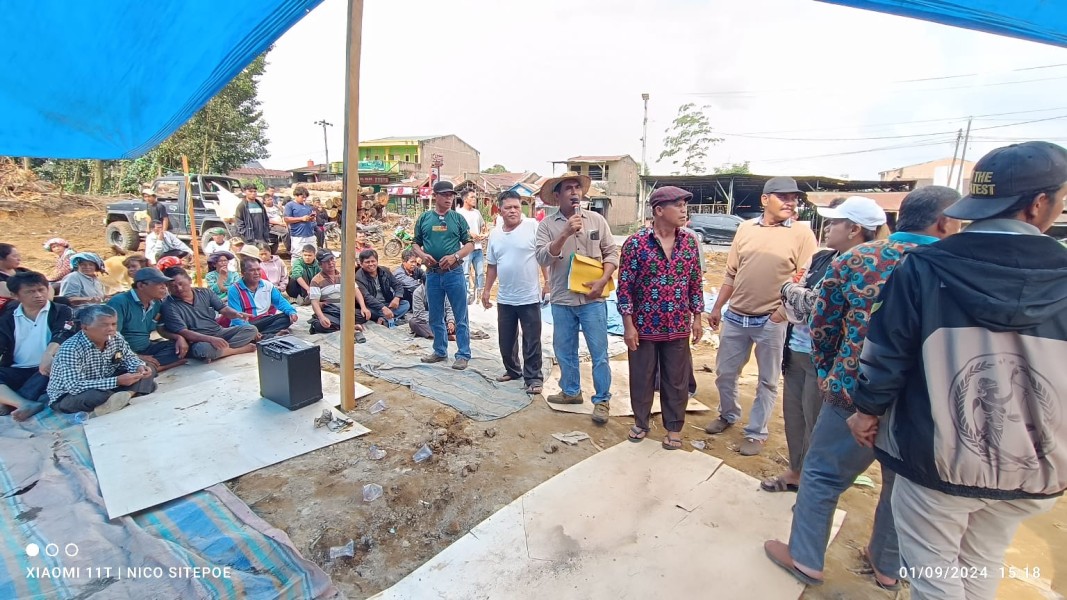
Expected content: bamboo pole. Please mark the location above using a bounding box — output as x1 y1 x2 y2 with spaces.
180 155 203 285
340 0 364 412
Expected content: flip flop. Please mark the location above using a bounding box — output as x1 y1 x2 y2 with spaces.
661 434 682 450
495 374 516 382
627 426 648 442
764 541 823 587
761 475 799 493
861 547 901 591
525 384 543 395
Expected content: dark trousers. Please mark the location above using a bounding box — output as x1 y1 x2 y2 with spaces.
410 320 433 339
250 313 292 337
54 370 157 413
497 302 542 385
0 366 49 403
314 226 325 248
139 340 183 366
310 303 367 334
368 300 410 324
628 337 692 433
286 277 310 299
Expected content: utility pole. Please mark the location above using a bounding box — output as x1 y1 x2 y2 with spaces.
314 119 333 178
638 92 650 222
947 128 963 187
955 117 973 192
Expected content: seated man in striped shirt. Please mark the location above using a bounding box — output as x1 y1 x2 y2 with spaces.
48 304 156 415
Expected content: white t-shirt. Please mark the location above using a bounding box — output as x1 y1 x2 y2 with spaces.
486 218 541 306
457 207 485 250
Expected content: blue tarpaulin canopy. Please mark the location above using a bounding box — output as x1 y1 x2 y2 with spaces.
0 0 321 160
820 1 1067 49
3 1 1065 160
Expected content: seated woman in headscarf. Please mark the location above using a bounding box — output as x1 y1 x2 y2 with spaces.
59 253 109 306
44 238 74 282
204 251 239 301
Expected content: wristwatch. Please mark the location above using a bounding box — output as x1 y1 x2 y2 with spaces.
453 253 460 263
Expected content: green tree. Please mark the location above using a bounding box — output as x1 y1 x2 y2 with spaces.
482 164 508 174
712 161 751 175
657 103 721 175
150 53 271 175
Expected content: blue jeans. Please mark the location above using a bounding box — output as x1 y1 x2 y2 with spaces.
789 403 899 576
551 302 611 404
369 299 410 327
463 249 485 290
426 268 470 360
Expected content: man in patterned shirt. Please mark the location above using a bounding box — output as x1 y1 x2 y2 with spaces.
764 186 960 589
618 186 704 449
48 304 156 415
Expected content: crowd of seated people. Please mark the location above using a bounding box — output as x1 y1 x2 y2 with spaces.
0 236 434 420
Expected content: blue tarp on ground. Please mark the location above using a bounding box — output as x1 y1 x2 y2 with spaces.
821 1 1067 49
0 410 338 599
0 0 321 159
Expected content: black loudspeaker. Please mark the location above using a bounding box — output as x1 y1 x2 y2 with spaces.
256 336 323 410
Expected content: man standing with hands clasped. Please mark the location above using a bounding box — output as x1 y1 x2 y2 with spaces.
482 190 549 395
617 186 704 448
535 171 619 425
412 181 474 370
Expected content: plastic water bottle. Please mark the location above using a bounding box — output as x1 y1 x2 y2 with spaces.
68 412 89 425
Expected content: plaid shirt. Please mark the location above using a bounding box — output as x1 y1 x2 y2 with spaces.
46 331 145 403
617 227 704 341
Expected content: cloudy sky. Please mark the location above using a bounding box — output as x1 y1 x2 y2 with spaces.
257 0 1067 180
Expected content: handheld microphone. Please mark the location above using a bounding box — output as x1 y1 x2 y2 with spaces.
571 196 582 234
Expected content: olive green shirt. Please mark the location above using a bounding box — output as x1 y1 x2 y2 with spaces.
414 209 473 261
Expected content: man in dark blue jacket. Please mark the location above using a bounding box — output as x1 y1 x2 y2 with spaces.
0 271 77 420
849 141 1067 600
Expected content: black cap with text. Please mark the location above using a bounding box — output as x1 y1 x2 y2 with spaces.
944 141 1067 220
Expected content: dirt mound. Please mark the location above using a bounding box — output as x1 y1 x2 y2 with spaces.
0 158 58 202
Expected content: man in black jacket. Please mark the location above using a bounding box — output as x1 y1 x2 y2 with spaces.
234 184 271 246
0 271 77 420
849 141 1067 600
355 249 410 327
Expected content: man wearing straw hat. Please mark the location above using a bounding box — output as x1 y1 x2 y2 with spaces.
535 172 619 425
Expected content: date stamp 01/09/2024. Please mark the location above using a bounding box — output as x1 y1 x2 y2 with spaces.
898 564 1044 581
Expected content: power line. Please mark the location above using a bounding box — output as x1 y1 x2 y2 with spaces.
684 70 1067 98
718 115 1067 142
732 106 1067 135
757 138 954 164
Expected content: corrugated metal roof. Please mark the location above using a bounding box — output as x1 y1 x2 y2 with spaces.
806 191 910 212
561 155 631 163
360 135 441 147
228 166 291 178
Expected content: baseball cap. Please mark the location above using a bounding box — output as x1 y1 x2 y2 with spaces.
648 185 693 208
763 177 802 195
816 196 887 230
432 181 459 195
944 141 1067 220
316 250 337 263
133 267 172 284
141 188 155 196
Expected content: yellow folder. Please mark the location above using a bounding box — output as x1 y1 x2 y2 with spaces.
568 253 615 297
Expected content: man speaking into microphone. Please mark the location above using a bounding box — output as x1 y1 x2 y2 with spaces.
535 171 619 425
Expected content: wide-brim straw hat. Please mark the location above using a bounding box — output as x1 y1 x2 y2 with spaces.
538 171 591 206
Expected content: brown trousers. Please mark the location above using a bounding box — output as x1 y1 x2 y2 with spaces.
628 337 692 433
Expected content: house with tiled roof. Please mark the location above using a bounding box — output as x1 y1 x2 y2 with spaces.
228 161 293 187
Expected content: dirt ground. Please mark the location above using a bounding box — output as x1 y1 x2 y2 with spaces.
2 201 1063 600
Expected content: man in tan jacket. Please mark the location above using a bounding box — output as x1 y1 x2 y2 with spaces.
705 177 817 456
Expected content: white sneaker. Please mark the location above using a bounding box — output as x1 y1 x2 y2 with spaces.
94 391 133 416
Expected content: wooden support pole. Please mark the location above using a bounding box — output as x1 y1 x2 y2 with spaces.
340 0 365 412
180 155 202 286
